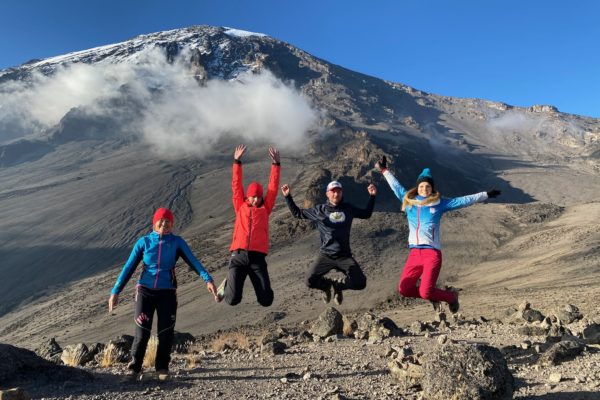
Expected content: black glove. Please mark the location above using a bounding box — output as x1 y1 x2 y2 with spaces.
486 189 501 198
375 155 387 171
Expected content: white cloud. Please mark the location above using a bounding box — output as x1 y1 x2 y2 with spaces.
0 47 321 155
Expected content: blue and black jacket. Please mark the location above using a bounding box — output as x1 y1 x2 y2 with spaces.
111 231 213 295
383 170 488 250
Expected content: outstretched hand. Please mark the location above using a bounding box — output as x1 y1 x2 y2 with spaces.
207 281 219 302
234 144 247 161
108 294 118 313
367 183 377 195
487 189 501 198
269 147 280 163
375 155 388 171
281 184 291 197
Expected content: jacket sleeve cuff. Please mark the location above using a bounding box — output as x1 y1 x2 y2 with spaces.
234 159 242 164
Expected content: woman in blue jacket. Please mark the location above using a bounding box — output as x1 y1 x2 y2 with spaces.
377 157 500 313
108 208 218 380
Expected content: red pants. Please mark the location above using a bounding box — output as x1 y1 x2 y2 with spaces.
398 248 455 304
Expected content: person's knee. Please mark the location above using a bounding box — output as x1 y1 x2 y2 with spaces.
226 295 242 306
258 292 274 307
350 276 367 290
305 275 319 289
398 281 412 297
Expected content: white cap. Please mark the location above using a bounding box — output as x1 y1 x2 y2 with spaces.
326 181 343 191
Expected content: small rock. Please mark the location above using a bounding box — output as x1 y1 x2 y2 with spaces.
548 373 562 383
437 335 448 345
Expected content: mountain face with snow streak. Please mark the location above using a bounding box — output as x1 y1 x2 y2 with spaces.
0 25 598 319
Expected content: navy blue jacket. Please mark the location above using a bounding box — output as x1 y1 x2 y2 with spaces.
285 195 375 257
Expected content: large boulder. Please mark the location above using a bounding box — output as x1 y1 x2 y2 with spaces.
354 312 403 341
582 323 600 344
34 338 62 363
0 343 91 386
538 340 584 366
310 307 343 338
172 331 196 353
61 343 93 366
422 342 513 400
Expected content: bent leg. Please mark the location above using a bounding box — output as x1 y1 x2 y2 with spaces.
155 290 177 371
305 254 336 290
418 249 455 303
224 252 249 306
398 249 423 298
336 257 367 290
130 287 156 372
247 252 274 307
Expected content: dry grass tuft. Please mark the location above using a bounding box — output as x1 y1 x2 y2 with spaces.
185 354 203 370
210 331 251 352
99 343 125 368
143 336 158 368
61 345 87 367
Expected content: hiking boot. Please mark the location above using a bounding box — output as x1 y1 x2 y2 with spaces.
448 290 460 314
157 369 170 381
333 283 343 306
216 278 227 302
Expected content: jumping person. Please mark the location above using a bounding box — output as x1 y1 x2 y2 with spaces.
108 207 218 380
281 180 376 305
376 156 500 313
216 144 281 307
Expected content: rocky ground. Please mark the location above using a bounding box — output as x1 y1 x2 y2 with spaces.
2 286 600 400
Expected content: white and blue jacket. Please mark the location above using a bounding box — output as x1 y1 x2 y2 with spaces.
383 170 488 250
111 232 213 294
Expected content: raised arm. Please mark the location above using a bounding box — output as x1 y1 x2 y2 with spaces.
281 184 319 220
376 156 407 200
264 147 281 213
353 183 377 219
232 145 247 211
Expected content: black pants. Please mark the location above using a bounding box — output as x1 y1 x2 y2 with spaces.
224 250 273 307
305 253 367 292
129 286 177 372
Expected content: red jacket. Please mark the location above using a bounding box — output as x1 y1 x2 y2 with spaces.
229 162 280 254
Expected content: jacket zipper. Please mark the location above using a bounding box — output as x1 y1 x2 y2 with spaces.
154 235 163 288
246 208 253 250
416 207 421 245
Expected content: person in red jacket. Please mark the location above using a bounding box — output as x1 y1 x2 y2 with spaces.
216 144 281 306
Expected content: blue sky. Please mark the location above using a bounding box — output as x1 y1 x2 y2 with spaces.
1 0 598 118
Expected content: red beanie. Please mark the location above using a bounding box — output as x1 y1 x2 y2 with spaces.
153 208 174 225
246 182 263 198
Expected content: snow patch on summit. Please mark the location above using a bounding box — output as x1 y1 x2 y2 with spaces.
224 28 267 38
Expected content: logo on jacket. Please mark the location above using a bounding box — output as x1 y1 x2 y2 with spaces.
430 207 437 214
329 211 346 223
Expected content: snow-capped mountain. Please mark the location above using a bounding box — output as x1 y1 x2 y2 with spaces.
0 25 598 321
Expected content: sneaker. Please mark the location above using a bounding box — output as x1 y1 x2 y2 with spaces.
157 369 170 381
448 290 460 314
123 361 141 382
333 283 343 306
321 283 332 304
216 278 227 302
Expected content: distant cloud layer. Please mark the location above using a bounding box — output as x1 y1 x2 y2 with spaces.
0 48 321 156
